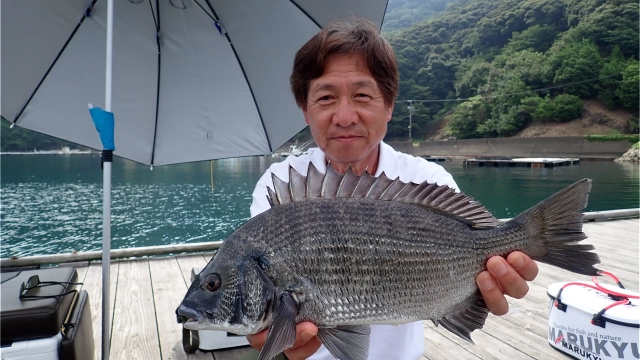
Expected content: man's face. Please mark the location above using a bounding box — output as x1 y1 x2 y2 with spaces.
303 53 393 172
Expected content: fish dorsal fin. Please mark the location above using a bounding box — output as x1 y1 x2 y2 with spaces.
266 163 501 229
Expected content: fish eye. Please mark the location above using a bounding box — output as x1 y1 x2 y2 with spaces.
203 274 221 292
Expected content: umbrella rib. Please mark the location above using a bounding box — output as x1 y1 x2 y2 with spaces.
150 0 162 167
287 1 321 28
200 0 274 153
13 0 99 126
287 0 390 32
193 0 218 22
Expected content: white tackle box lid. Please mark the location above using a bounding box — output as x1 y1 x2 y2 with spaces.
547 281 639 326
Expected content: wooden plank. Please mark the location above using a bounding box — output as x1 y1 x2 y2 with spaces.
175 254 209 285
586 219 639 236
481 316 562 359
585 238 639 254
73 264 89 285
83 261 119 360
110 259 161 360
213 346 255 360
583 228 638 249
499 305 550 339
423 323 481 360
149 257 212 360
424 321 535 359
604 219 639 234
585 225 638 244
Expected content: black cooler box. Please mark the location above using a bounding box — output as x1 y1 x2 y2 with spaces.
1 268 94 359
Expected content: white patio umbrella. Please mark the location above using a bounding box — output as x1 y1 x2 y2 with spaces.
1 0 388 358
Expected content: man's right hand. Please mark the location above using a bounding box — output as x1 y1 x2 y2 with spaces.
246 321 321 360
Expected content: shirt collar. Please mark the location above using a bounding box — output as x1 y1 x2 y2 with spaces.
309 141 398 178
375 141 400 179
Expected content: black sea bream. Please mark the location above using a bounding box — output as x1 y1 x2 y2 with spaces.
177 163 600 360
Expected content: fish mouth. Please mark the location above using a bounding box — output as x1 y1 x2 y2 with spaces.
177 305 205 327
183 318 203 330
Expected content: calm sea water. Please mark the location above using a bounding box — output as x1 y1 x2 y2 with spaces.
1 155 638 257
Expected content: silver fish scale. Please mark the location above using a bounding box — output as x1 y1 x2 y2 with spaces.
236 197 524 326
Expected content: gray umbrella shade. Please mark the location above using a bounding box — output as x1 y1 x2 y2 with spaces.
2 0 388 166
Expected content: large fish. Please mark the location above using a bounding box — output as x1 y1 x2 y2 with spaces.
176 163 600 360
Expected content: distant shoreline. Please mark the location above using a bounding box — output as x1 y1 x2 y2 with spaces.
1 149 95 155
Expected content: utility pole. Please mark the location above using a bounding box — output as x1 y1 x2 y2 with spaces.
407 100 415 140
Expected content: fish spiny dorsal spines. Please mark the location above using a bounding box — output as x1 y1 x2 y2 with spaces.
321 163 344 198
271 172 292 205
305 162 324 199
337 166 359 198
377 177 403 201
364 172 394 199
389 181 419 202
352 171 376 198
288 165 307 202
267 185 278 207
266 163 502 229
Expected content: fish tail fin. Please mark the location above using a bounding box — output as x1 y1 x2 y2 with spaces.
509 178 600 276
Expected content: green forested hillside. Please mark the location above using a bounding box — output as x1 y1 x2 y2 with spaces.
385 0 639 140
1 118 72 152
382 0 457 33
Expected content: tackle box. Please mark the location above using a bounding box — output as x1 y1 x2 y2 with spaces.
179 267 250 353
0 268 94 360
547 281 639 360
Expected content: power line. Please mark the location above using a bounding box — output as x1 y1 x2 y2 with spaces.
396 73 621 104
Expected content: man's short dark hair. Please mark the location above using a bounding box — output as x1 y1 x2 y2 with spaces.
290 18 399 109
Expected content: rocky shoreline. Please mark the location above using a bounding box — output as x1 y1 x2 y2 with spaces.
615 143 640 162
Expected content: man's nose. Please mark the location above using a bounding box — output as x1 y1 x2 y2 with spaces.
332 98 358 127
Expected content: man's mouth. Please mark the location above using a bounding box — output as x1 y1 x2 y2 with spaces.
332 135 361 140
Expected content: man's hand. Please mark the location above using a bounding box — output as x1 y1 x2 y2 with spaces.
476 251 538 316
246 322 321 360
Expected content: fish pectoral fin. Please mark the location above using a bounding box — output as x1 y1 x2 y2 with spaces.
317 324 371 360
258 293 298 360
435 291 489 343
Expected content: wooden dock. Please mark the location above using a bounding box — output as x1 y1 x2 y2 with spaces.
463 158 580 168
423 156 447 162
17 218 640 360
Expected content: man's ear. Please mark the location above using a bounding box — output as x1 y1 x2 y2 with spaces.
302 106 310 125
386 102 394 122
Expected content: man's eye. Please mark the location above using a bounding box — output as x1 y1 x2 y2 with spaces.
355 93 372 100
316 95 333 102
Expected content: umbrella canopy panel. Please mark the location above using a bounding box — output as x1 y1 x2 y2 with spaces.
2 0 388 166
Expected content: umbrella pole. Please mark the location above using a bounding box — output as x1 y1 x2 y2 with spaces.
101 158 112 360
102 0 114 359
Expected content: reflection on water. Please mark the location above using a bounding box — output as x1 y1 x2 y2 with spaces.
442 160 640 218
1 155 638 257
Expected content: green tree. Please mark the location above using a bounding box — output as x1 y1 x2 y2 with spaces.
532 94 584 122
551 39 603 97
445 96 488 139
1 118 74 152
504 25 558 53
478 78 532 136
616 60 639 111
598 46 627 108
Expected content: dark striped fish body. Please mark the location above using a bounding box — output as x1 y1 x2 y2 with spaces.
177 164 600 360
237 198 491 325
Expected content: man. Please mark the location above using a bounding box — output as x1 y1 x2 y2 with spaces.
246 18 538 360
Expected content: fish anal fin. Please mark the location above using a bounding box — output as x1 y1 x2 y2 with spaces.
257 293 298 360
317 325 371 360
436 291 489 343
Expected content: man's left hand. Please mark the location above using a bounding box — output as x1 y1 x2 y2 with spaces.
475 251 538 316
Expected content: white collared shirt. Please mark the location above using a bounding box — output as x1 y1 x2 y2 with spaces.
250 141 459 360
